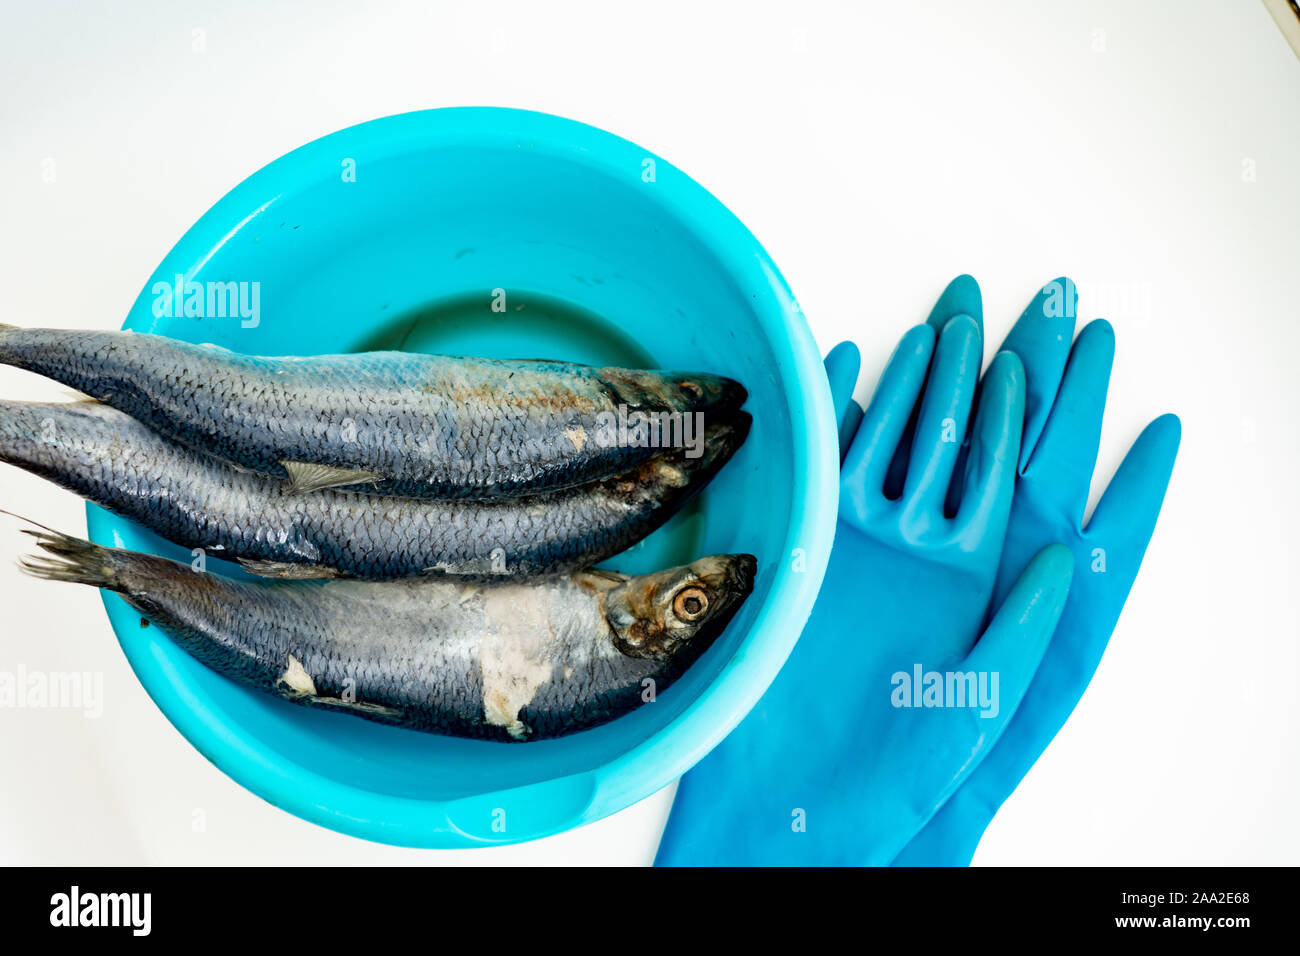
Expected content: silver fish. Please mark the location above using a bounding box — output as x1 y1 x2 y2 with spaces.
0 400 749 580
0 325 747 498
18 524 757 741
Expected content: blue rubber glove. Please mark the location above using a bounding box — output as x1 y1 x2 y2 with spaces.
886 276 1180 865
655 314 1074 866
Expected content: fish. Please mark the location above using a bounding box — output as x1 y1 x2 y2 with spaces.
16 523 758 740
0 400 750 579
0 325 747 498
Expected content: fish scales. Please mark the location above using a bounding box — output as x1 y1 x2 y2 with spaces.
0 326 747 499
18 527 757 741
0 401 748 579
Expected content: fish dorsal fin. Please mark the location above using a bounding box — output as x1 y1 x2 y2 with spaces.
280 460 384 494
581 568 627 584
237 558 340 580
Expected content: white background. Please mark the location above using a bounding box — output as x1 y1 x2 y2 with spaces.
0 0 1296 865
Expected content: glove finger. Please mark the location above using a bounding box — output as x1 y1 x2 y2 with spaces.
962 543 1074 687
954 350 1025 542
924 273 984 340
842 324 936 508
823 341 864 463
1084 413 1182 549
894 275 983 503
996 277 1078 473
903 315 982 514
1020 319 1115 526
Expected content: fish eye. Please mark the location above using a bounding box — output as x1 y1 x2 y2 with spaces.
679 380 703 399
673 586 709 621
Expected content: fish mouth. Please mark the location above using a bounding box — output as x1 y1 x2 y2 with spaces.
724 553 758 595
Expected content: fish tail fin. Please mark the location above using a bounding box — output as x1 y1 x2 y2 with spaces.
1 511 121 591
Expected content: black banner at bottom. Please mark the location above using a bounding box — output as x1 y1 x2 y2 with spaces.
0 865 1285 940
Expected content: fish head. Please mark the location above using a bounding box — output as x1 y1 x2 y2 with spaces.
603 410 751 505
695 409 752 466
625 409 751 494
604 553 757 662
601 367 747 416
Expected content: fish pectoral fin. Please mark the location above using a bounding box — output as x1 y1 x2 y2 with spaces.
237 558 340 580
305 696 403 719
275 658 403 719
280 460 385 494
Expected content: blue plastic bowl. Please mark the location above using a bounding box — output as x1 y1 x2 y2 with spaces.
89 108 838 847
